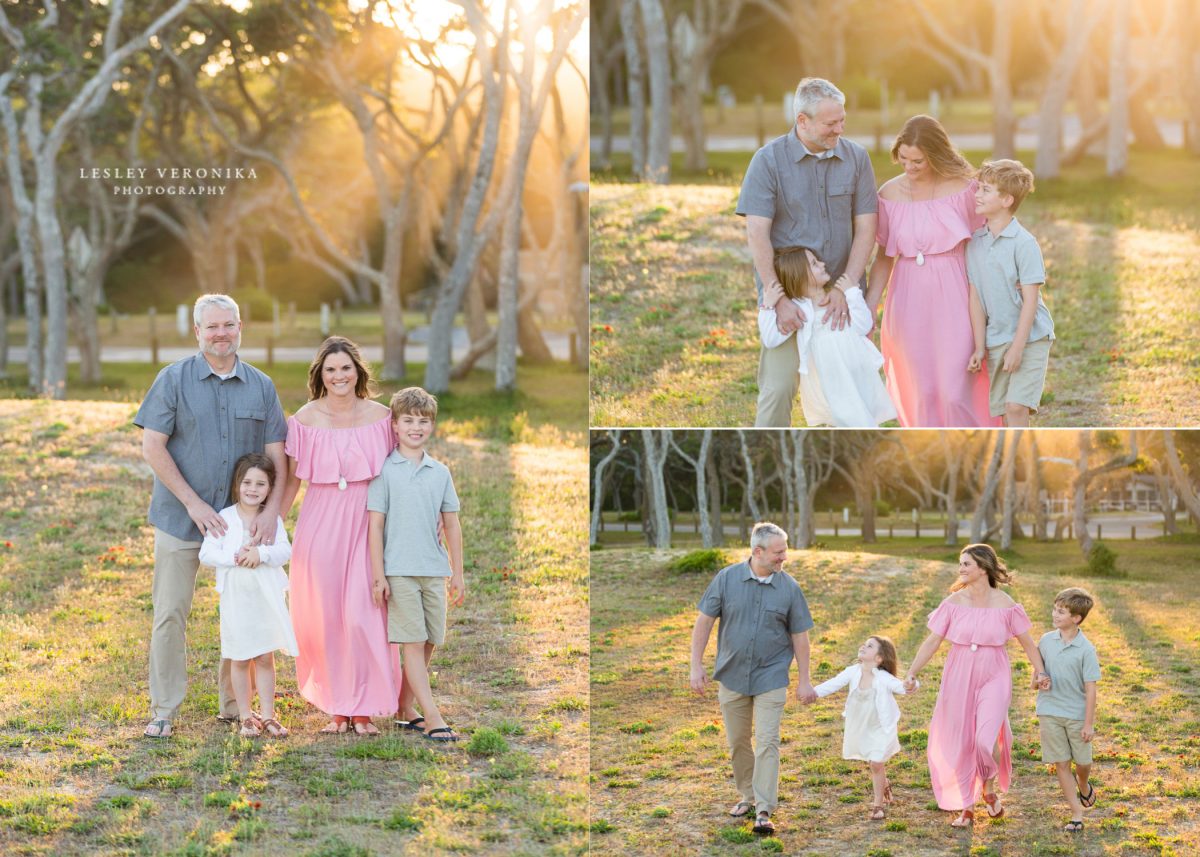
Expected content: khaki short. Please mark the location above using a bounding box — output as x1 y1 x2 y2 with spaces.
1039 714 1093 764
987 336 1052 417
386 575 447 646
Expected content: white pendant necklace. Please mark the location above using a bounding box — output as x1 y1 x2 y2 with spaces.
321 398 356 491
907 176 937 266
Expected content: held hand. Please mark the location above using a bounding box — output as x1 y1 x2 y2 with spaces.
818 287 850 331
775 297 806 335
1081 725 1094 743
236 546 262 568
903 676 918 693
448 573 466 608
187 501 226 538
247 508 276 546
967 350 984 374
1001 343 1024 374
833 274 856 293
795 682 817 704
371 576 389 608
689 666 709 695
762 281 785 308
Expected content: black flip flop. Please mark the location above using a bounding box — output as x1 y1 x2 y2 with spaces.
424 726 461 743
1063 819 1084 832
394 716 425 732
1078 783 1096 808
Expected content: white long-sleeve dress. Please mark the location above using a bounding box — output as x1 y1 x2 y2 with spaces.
198 506 299 661
758 286 897 427
814 663 911 763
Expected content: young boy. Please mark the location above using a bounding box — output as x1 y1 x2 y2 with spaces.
966 158 1055 427
368 387 465 742
1036 587 1101 832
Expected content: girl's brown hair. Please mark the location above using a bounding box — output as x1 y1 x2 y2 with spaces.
230 453 276 509
307 336 376 401
869 635 900 677
891 114 975 180
773 246 828 301
951 543 1014 591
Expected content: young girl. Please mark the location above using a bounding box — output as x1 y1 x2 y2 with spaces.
198 453 298 738
809 635 914 820
759 246 897 427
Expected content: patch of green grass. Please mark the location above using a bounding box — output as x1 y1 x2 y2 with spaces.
465 726 509 756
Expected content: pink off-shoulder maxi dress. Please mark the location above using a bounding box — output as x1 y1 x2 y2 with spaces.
285 415 402 717
925 599 1032 810
876 183 1000 427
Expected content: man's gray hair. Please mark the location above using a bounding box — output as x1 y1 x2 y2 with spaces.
750 521 788 551
193 293 241 326
793 77 845 119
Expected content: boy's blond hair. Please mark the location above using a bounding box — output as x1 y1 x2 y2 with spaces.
389 386 438 420
1054 587 1094 624
978 159 1035 212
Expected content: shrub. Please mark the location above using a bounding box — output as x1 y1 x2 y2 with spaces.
1086 542 1124 577
465 727 509 756
874 499 892 518
667 549 728 575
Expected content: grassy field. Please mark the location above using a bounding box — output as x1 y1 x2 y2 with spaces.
0 398 588 856
589 150 1200 427
591 543 1200 857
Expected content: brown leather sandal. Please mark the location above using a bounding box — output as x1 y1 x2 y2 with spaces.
261 718 288 738
982 791 1004 819
869 804 886 821
239 715 264 738
950 809 974 828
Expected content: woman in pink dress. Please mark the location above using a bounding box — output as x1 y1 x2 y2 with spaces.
866 115 1000 427
902 544 1049 827
281 336 400 735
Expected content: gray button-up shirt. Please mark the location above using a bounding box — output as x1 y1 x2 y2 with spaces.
134 353 287 541
966 217 1054 348
1036 628 1101 720
736 132 878 297
698 560 814 696
367 448 461 577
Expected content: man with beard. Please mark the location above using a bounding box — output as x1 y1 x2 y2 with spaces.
134 294 288 738
689 522 816 836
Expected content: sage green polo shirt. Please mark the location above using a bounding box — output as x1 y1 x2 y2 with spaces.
366 448 460 577
697 560 814 696
1036 628 1101 720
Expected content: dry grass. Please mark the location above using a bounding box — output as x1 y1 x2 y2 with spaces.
0 399 587 856
591 545 1200 857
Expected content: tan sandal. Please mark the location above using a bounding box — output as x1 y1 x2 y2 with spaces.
950 809 974 828
239 715 263 738
869 804 886 821
982 791 1004 819
261 718 288 738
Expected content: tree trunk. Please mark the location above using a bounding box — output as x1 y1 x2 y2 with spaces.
620 0 647 178
1000 429 1023 550
1029 431 1048 539
464 275 495 370
1035 0 1097 179
707 445 724 547
737 429 763 521
638 0 671 184
590 431 623 546
1162 430 1200 522
642 429 673 547
670 430 714 548
1073 430 1139 557
1175 0 1200 155
940 431 961 546
1107 0 1131 176
971 433 1005 542
674 14 707 173
1152 464 1177 535
989 0 1016 159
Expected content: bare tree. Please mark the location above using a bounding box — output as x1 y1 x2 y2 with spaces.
1106 0 1131 176
970 432 1005 543
591 430 625 546
669 0 746 172
642 429 673 547
1162 430 1200 523
638 0 671 183
671 430 715 547
0 0 192 397
1034 0 1106 179
1027 431 1049 539
619 0 647 177
999 429 1023 550
1072 430 1138 557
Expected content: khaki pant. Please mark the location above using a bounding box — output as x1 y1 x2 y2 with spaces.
755 341 800 427
718 683 788 813
149 528 236 721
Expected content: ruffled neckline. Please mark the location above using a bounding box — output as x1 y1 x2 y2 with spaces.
940 599 1023 611
877 182 975 207
286 414 392 433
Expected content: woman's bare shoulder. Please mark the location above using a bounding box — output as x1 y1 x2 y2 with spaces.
363 399 391 416
990 589 1016 607
878 175 906 200
291 401 323 427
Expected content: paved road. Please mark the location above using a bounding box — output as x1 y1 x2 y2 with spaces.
593 117 1188 154
6 327 575 364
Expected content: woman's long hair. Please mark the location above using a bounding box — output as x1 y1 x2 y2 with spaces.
891 115 975 180
950 543 1014 591
306 336 377 401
